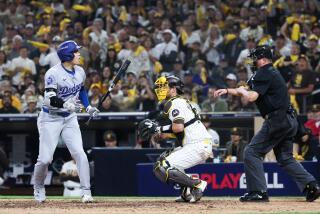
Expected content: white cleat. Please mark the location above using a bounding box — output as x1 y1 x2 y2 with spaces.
34 187 46 203
82 194 94 203
189 180 207 203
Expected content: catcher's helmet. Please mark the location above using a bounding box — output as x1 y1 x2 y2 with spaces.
154 75 184 102
57 40 81 62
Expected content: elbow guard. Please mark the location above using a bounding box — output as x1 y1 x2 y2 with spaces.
49 96 64 108
44 88 64 108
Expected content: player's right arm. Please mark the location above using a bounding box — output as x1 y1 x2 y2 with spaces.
43 70 64 108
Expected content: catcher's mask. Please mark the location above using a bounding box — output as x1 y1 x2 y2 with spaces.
247 45 273 72
154 75 184 102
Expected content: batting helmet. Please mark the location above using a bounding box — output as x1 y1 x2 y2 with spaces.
57 40 81 62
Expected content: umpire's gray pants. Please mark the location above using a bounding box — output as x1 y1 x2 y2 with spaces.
244 113 315 192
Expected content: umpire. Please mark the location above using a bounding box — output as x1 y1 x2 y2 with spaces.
214 45 320 202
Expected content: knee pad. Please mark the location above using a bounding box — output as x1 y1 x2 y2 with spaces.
153 159 200 188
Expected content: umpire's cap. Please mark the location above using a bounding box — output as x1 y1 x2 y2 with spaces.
57 40 81 62
249 45 273 61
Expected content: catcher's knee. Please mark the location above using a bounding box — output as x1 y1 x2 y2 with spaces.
153 160 200 188
153 159 170 183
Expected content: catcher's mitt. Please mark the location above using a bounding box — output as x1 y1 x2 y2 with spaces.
138 119 159 141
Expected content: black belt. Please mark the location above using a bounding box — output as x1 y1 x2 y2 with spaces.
264 106 295 120
42 107 71 117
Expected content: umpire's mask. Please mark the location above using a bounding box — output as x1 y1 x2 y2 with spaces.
247 45 273 72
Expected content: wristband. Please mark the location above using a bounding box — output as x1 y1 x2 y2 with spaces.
160 125 173 133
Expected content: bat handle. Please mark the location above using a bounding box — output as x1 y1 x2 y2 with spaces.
85 116 93 126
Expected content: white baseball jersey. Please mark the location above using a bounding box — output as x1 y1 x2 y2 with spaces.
164 97 213 171
43 64 86 113
167 97 212 145
60 160 81 188
60 160 81 197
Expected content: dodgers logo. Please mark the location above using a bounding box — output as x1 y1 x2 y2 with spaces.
46 76 54 85
172 109 179 117
59 83 82 97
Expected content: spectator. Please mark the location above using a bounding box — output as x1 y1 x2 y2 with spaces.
236 37 256 77
201 114 220 149
201 87 228 112
10 46 36 88
23 95 40 113
136 74 155 111
218 23 245 67
152 29 178 72
224 127 247 163
305 34 320 72
225 73 241 111
0 94 19 113
274 42 301 83
59 158 81 197
0 50 11 81
39 35 62 68
0 86 22 112
202 25 223 68
7 34 24 60
273 35 291 61
119 83 137 111
88 83 102 108
289 55 315 113
103 130 118 148
240 15 264 42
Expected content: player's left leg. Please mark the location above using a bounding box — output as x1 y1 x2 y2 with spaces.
61 115 92 203
154 140 211 202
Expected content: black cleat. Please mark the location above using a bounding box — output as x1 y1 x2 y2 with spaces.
304 182 320 202
239 191 269 202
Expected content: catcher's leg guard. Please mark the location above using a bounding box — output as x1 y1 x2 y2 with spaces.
153 159 201 188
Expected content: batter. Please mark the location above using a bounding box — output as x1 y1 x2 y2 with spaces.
33 40 99 203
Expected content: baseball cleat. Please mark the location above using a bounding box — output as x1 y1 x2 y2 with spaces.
239 191 269 202
34 187 46 203
189 180 207 203
175 187 192 202
305 182 320 202
82 194 94 203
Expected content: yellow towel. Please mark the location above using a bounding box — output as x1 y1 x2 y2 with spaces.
291 23 300 42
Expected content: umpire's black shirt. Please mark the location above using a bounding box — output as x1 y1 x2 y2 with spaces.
248 63 289 117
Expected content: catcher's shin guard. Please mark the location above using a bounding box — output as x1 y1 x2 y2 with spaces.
153 160 201 188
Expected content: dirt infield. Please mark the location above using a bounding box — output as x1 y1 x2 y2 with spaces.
0 197 319 214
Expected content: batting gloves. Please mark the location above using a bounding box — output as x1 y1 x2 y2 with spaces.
86 105 100 117
63 99 82 112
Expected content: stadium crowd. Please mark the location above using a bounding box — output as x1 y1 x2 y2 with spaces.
0 0 319 115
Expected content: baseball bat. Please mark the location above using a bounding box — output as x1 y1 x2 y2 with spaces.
85 59 131 125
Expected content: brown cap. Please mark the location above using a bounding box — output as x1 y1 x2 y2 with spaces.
230 127 242 136
103 130 117 141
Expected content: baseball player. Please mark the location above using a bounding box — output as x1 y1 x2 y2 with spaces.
138 75 212 203
33 40 99 203
60 159 81 197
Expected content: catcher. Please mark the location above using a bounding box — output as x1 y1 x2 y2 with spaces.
138 75 212 203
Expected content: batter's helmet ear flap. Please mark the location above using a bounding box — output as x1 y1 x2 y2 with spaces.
57 40 82 62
